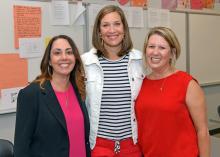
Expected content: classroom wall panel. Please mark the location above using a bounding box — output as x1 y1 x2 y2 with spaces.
189 13 220 85
1 0 85 53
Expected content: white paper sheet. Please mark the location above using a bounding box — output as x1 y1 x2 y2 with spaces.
0 87 23 114
131 7 144 28
19 38 43 58
49 1 70 25
148 0 162 8
73 2 86 25
147 8 170 28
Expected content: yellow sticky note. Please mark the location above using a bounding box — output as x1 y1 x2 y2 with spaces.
45 37 51 48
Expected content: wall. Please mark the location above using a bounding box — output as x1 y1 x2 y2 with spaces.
0 113 15 142
188 13 220 86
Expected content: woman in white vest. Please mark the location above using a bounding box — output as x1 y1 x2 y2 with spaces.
81 5 145 157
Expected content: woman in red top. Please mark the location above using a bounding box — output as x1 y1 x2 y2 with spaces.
135 27 210 157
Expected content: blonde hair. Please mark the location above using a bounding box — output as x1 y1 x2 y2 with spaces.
143 27 181 67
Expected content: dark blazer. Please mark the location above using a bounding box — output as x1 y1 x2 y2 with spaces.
14 80 90 157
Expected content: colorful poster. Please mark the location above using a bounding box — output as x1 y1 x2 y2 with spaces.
190 0 204 9
130 0 148 7
204 0 215 8
13 5 41 48
177 0 190 8
162 0 177 9
118 0 129 5
0 54 28 91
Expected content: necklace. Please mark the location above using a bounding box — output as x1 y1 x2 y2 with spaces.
160 78 167 92
65 91 69 107
150 67 176 92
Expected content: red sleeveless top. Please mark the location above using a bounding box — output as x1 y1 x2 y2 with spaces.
135 71 199 157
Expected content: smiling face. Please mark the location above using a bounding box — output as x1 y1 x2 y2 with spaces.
50 38 75 79
146 34 172 73
99 11 124 51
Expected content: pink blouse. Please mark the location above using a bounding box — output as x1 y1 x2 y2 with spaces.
54 84 86 157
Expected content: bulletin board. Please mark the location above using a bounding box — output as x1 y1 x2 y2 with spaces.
0 0 85 114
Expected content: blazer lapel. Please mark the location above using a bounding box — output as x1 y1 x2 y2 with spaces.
42 80 67 132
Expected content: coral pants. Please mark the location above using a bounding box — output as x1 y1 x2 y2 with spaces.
91 137 142 157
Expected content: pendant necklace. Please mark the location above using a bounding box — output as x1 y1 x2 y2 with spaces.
159 68 175 92
65 91 69 107
160 78 167 92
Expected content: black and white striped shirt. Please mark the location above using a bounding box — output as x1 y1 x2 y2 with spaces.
97 54 132 140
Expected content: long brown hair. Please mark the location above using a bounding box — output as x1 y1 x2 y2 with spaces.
92 5 133 57
34 35 85 100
